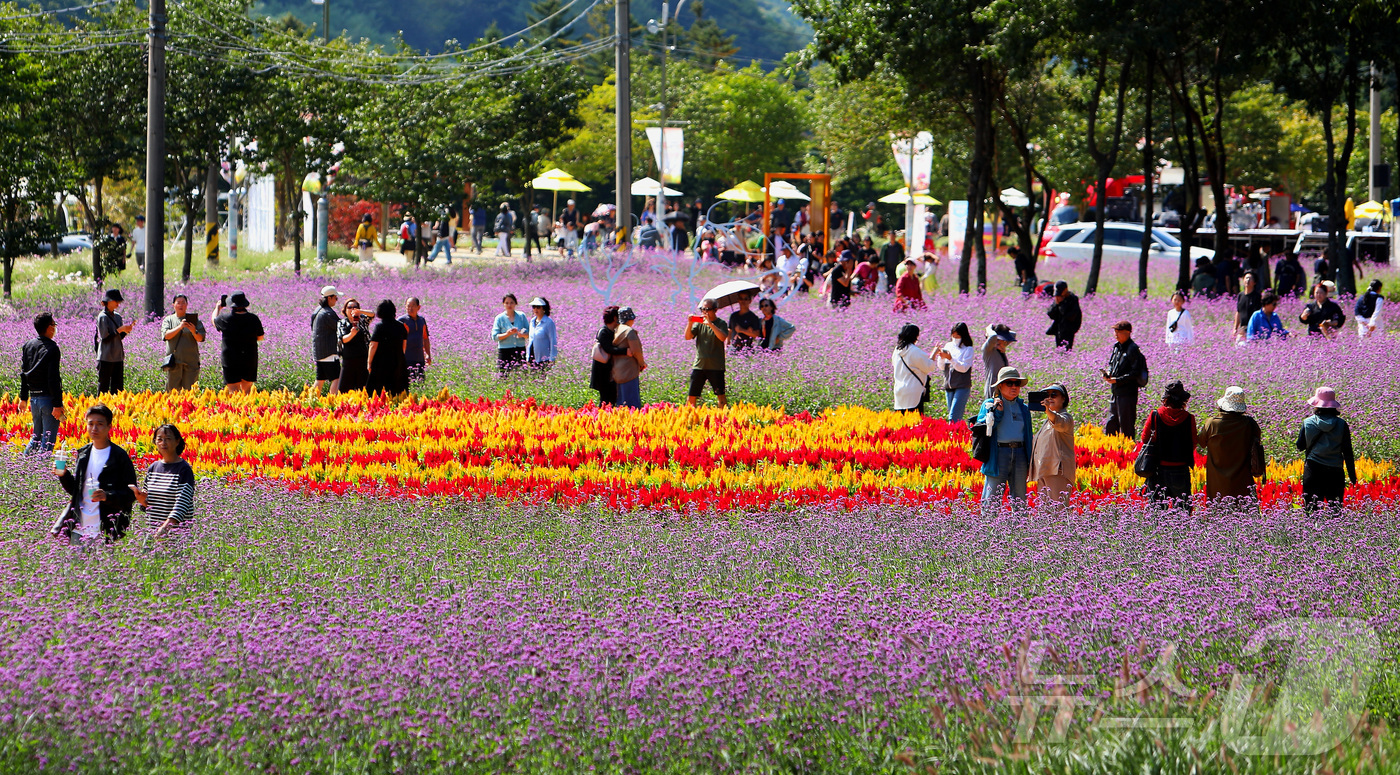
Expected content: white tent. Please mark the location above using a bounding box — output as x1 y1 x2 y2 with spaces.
764 180 810 201
631 177 683 197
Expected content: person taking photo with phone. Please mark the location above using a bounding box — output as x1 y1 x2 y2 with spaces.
161 294 206 391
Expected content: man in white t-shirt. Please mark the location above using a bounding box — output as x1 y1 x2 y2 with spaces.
131 215 146 271
56 403 137 542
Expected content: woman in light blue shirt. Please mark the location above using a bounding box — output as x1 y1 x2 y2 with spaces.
526 296 558 372
492 294 529 375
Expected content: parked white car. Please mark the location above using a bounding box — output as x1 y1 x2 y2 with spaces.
1041 222 1214 263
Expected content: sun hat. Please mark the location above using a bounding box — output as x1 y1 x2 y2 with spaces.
102 288 123 303
528 297 547 307
985 323 1017 343
992 366 1028 388
1307 386 1341 409
1163 380 1191 405
566 199 576 205
320 285 340 298
618 306 636 322
1217 386 1247 413
1320 280 1336 291
229 291 250 309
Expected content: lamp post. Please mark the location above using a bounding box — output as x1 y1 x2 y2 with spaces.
311 0 328 40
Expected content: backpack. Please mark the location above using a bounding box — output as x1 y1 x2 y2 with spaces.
1136 348 1150 388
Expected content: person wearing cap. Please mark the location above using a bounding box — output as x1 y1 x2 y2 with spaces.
524 297 557 373
1028 383 1075 507
427 215 453 264
1139 380 1198 513
354 214 379 262
826 251 855 308
213 291 265 394
492 293 529 375
1246 290 1288 341
981 324 1016 400
611 307 645 409
399 215 418 262
161 294 206 391
1299 280 1345 337
94 289 133 394
933 323 975 422
20 313 64 454
977 367 1033 515
312 286 342 395
1195 386 1264 502
1296 387 1357 515
892 324 936 414
1164 290 1194 345
1354 279 1384 338
1045 281 1082 350
398 297 433 384
560 199 580 258
685 299 729 408
1101 321 1147 437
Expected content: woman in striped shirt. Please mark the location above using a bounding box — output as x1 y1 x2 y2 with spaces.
128 424 195 538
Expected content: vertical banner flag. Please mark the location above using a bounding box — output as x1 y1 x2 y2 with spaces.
910 204 927 259
646 127 685 184
947 200 968 265
891 131 934 193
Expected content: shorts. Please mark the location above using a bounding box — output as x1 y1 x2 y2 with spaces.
223 361 258 384
688 368 726 398
315 360 341 381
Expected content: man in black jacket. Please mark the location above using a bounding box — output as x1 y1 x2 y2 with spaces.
879 234 906 294
55 403 137 543
312 286 341 395
1101 320 1147 437
1045 281 1083 350
20 313 64 454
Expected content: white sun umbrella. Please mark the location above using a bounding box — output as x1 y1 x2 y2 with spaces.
631 177 683 197
1000 188 1030 208
764 180 810 201
702 279 763 310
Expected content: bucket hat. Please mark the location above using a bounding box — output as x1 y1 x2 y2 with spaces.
1217 386 1247 413
992 366 1028 388
1307 387 1341 409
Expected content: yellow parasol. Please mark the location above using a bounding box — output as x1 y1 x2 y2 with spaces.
530 168 591 231
1354 200 1387 219
717 180 766 203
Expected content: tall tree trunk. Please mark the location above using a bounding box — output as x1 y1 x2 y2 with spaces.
293 185 303 276
1333 61 1360 296
1137 49 1156 297
93 177 105 226
2 256 11 299
1084 56 1132 296
182 203 195 283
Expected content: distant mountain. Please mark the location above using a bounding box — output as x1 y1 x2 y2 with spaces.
251 0 810 66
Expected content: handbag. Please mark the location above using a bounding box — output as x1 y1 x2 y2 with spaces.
590 341 610 364
1133 413 1159 478
160 353 176 370
969 420 992 463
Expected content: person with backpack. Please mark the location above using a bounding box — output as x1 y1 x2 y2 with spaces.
1296 387 1357 515
354 214 379 262
1138 380 1198 513
398 216 418 263
1196 386 1264 504
1101 320 1147 437
1354 279 1384 338
494 203 513 257
95 289 133 394
525 205 545 256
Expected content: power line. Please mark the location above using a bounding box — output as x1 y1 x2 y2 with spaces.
0 0 119 21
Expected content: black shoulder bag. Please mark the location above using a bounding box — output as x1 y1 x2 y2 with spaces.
1133 412 1159 478
899 355 931 406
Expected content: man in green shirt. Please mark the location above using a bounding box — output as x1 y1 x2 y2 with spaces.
684 299 730 407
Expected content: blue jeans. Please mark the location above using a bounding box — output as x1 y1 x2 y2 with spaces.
945 387 970 423
981 445 1029 515
428 238 452 263
614 378 641 409
26 396 60 454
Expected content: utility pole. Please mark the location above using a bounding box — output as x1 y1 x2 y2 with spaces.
205 163 220 266
143 0 166 318
656 3 669 223
614 0 631 246
312 0 329 41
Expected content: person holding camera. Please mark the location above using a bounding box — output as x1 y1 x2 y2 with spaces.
53 403 137 543
337 298 372 392
685 300 730 407
892 323 936 415
214 291 265 394
1101 320 1147 437
161 294 206 391
977 367 1033 516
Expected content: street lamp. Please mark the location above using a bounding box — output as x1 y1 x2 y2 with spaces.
310 0 328 41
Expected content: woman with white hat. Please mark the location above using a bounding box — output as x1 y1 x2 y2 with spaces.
976 366 1033 515
525 297 557 373
1195 386 1264 502
1295 387 1357 515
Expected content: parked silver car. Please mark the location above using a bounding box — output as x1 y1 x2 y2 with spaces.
1041 222 1214 263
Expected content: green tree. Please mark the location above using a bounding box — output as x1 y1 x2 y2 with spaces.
675 63 806 184
525 0 576 48
543 75 655 186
